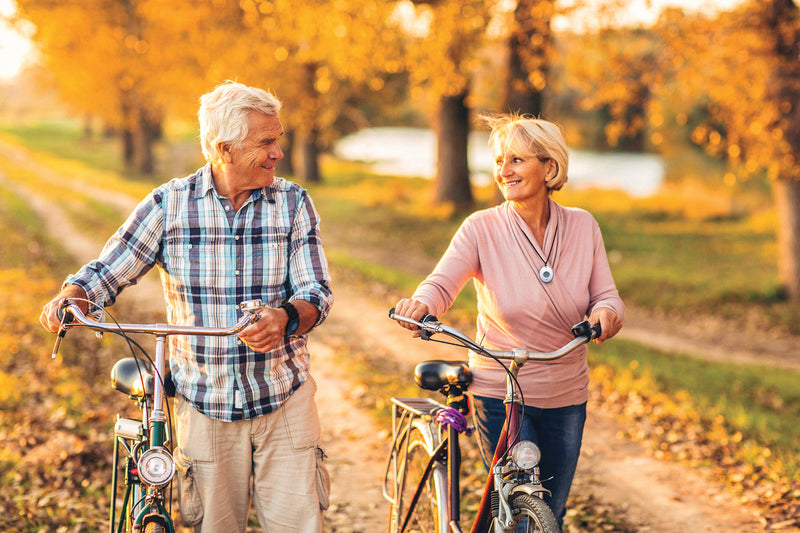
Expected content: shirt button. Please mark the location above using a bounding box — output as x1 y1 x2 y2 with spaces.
225 205 231 211
235 235 240 241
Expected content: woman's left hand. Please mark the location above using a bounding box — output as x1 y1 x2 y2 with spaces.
587 308 622 343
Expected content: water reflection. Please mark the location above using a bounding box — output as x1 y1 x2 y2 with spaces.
334 127 664 198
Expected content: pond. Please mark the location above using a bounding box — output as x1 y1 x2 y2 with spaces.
334 127 664 198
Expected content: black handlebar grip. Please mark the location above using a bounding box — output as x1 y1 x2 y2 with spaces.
56 301 75 326
571 320 601 340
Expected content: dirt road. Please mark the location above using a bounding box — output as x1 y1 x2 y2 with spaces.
1 137 778 531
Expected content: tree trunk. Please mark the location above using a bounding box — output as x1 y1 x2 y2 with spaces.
295 130 321 183
765 0 800 299
133 108 159 175
434 92 472 208
277 129 295 177
122 128 134 167
775 179 800 299
503 0 552 116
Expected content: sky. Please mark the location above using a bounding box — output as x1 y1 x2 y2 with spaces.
0 0 745 82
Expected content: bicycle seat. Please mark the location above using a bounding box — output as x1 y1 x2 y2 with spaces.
415 360 472 391
111 358 175 398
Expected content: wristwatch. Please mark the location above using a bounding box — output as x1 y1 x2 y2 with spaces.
280 302 300 336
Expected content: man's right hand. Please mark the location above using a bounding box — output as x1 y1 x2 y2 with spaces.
39 285 88 334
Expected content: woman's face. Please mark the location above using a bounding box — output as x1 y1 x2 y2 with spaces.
494 150 552 204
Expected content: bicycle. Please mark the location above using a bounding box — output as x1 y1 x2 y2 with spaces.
383 310 601 533
50 299 263 533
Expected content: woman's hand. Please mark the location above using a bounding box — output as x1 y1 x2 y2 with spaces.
587 307 622 343
393 298 430 337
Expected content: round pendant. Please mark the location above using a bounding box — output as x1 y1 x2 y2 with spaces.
539 265 554 283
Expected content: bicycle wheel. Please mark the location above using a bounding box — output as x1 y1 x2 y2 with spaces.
498 492 559 533
395 423 448 533
143 523 166 533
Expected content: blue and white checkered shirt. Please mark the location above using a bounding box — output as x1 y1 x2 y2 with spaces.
66 164 334 421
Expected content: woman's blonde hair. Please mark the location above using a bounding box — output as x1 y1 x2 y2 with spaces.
482 113 569 192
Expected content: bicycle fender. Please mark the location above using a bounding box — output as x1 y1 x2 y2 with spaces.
509 481 551 499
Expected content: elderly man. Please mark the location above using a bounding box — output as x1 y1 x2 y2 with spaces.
40 81 334 532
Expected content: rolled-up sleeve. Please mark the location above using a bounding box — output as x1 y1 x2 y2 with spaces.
287 190 333 328
64 192 163 311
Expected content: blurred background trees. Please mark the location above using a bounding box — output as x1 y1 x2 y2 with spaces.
4 0 800 299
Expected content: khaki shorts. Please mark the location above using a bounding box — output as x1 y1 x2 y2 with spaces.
174 377 329 532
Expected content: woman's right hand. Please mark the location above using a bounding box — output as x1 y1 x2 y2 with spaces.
393 298 431 336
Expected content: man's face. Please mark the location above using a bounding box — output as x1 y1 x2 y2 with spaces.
226 111 284 189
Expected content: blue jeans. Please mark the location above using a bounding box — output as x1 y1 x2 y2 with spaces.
471 395 586 528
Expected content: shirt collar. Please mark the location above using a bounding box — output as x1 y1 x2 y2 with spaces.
194 163 274 205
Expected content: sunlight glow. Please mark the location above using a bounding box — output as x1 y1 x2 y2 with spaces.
0 0 33 81
554 0 745 32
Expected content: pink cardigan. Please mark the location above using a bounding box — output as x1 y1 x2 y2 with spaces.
413 200 625 408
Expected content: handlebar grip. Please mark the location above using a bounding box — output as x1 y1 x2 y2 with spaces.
571 320 601 341
56 300 76 324
388 308 439 324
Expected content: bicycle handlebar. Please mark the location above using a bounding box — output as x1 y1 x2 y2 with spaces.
52 299 263 358
388 308 601 363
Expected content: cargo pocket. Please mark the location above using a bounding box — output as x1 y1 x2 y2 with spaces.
175 450 204 526
315 446 331 511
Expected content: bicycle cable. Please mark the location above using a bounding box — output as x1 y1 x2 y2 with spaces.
63 299 175 451
421 330 526 464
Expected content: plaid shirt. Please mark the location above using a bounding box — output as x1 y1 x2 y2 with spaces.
66 164 333 421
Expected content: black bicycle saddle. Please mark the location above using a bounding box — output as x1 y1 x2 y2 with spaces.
414 360 472 391
111 357 175 398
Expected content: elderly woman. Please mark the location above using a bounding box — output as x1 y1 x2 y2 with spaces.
393 114 624 528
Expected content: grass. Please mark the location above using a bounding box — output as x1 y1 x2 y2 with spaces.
1 118 798 526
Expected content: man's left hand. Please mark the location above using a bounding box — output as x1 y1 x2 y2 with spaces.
238 306 288 353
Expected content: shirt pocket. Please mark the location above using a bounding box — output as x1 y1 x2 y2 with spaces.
163 237 227 287
248 232 291 288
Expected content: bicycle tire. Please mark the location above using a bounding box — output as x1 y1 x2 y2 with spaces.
492 492 559 533
394 423 449 533
143 522 166 533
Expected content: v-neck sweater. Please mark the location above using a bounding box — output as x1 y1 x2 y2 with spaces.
413 200 625 408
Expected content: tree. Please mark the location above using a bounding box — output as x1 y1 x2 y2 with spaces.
226 0 404 183
654 2 800 299
763 0 800 300
15 0 168 175
402 0 494 209
503 0 554 117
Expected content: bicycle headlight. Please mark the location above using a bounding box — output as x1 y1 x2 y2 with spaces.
510 440 541 470
137 447 175 487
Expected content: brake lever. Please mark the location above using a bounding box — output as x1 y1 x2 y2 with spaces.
51 302 75 359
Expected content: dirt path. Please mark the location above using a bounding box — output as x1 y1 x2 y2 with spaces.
1 137 779 531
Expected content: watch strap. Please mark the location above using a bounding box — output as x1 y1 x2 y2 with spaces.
280 302 300 335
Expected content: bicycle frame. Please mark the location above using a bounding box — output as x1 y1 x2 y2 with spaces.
384 311 600 533
52 299 262 533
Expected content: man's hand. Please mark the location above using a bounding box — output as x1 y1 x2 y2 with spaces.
238 300 320 353
39 285 88 334
238 306 287 353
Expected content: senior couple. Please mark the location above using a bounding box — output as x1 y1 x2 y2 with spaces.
40 81 622 532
